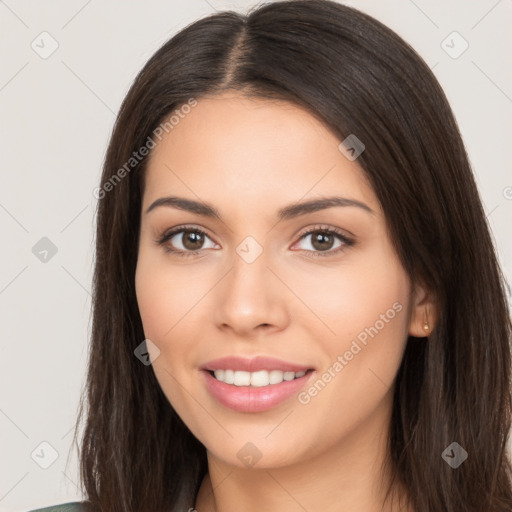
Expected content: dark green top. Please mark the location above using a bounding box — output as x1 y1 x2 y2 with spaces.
28 502 85 512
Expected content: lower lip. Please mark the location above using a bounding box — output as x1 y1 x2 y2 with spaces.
201 370 313 413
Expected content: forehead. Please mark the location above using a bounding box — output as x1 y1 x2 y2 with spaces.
142 91 378 215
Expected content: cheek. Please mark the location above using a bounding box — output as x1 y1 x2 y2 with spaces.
285 253 410 344
339 264 410 375
135 253 202 419
135 248 204 342
135 260 168 341
341 264 409 346
293 249 410 377
134 248 211 406
298 261 411 424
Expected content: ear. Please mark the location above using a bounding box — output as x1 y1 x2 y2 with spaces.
408 281 436 338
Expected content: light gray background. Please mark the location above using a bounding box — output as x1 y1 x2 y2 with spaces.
1 1 511 510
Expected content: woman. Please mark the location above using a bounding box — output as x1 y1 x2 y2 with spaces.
30 0 512 511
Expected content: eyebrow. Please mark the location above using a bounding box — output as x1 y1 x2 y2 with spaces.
145 195 375 220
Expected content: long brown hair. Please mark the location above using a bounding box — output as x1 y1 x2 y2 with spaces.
70 1 512 510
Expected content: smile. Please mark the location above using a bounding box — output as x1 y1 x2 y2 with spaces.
200 356 315 413
211 369 307 387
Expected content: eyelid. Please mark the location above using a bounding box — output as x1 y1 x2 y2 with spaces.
155 223 355 258
294 224 355 243
291 224 355 258
155 224 217 256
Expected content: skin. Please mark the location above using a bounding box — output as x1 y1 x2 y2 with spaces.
135 90 435 512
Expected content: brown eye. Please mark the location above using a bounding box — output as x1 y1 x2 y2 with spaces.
180 230 205 251
310 231 336 251
156 226 217 256
294 226 355 258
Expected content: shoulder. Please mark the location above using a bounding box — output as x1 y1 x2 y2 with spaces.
26 502 86 512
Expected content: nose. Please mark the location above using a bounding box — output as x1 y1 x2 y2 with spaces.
213 250 289 338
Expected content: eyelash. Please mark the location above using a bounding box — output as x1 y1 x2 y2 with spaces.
155 224 355 259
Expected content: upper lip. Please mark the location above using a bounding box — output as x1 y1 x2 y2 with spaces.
201 356 313 373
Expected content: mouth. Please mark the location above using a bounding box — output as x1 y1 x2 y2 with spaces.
200 356 316 413
207 368 312 387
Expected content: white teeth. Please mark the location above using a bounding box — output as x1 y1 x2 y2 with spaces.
269 370 284 384
212 369 308 386
250 370 269 387
233 371 251 386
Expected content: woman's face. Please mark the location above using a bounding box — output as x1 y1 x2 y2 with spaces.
135 91 427 469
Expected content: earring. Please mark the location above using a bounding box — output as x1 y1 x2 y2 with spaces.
423 310 430 335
